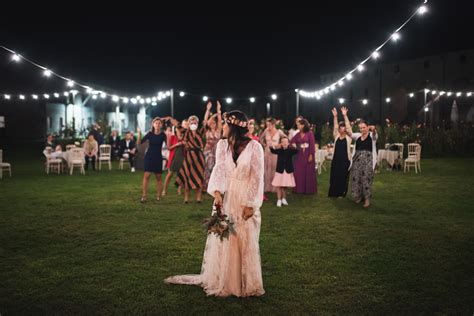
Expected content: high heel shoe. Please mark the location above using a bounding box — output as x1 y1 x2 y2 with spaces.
140 196 147 203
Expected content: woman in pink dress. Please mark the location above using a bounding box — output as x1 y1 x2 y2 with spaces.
165 110 265 297
202 101 222 191
259 118 287 193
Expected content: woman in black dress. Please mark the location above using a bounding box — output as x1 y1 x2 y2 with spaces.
328 107 352 197
137 117 167 203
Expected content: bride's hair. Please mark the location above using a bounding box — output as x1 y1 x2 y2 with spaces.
224 110 251 161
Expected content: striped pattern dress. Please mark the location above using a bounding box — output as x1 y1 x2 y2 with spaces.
176 128 205 190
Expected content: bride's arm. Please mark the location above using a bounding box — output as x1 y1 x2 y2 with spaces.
242 141 264 212
207 140 227 203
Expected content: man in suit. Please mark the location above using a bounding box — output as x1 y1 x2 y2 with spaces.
119 132 136 172
108 130 121 160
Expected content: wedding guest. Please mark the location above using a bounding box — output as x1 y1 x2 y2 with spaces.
176 115 206 203
202 101 223 191
137 117 167 202
270 137 298 207
259 118 287 193
108 130 121 160
45 134 57 149
328 107 352 198
348 120 378 208
83 133 98 171
163 124 185 196
290 118 316 194
119 132 137 172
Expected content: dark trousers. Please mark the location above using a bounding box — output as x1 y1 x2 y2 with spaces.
128 153 135 168
85 155 96 170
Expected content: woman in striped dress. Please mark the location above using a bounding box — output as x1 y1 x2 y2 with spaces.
176 115 206 203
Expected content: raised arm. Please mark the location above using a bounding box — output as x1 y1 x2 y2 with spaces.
341 106 352 137
332 107 339 138
216 101 223 132
202 102 212 128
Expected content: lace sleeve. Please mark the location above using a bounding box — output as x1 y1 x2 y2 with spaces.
242 141 264 209
207 139 227 198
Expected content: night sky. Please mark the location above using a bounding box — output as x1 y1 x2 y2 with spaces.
0 0 473 116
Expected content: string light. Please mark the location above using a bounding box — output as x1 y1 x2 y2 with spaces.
456 92 462 97
4 94 11 100
43 94 50 99
250 97 255 103
467 92 472 97
43 69 52 77
362 99 368 105
391 32 401 42
372 51 380 59
431 90 437 95
112 95 120 102
145 97 151 103
357 64 365 72
32 94 38 99
409 93 414 98
271 94 277 100
418 5 428 15
67 80 75 87
92 95 98 100
139 99 145 104
424 107 429 112
19 94 25 100
131 98 137 104
226 98 232 104
338 98 345 104
11 54 20 62
100 93 106 99
179 91 185 97
166 91 171 96
122 97 129 104
346 73 353 80
386 97 391 103
63 92 69 97
203 96 209 102
447 92 452 96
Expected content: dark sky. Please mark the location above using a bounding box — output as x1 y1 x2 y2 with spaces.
0 0 473 101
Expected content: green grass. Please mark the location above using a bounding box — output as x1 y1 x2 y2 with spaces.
0 152 473 314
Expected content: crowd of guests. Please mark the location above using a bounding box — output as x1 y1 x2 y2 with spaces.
44 104 379 208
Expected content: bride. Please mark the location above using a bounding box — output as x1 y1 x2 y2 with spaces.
165 110 265 297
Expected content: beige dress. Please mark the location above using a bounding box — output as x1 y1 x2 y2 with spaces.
164 139 265 297
260 129 286 192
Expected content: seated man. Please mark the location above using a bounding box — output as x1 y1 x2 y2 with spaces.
45 134 58 150
119 132 137 172
109 130 121 160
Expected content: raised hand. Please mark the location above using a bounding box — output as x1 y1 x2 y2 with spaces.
216 101 222 113
206 102 212 112
341 106 348 116
332 107 338 117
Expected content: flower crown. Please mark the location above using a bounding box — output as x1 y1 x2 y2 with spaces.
223 112 248 128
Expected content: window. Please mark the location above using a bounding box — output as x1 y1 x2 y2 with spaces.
424 60 431 69
59 117 63 128
0 116 5 128
47 116 52 129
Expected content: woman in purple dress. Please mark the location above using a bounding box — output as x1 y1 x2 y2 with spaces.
290 118 317 194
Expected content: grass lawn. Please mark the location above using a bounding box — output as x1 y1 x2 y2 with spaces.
0 151 473 314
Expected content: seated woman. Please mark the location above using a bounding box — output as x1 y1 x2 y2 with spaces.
83 133 98 171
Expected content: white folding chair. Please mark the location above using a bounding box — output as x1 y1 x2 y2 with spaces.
0 149 12 179
404 143 421 174
69 148 85 175
394 143 404 162
66 144 76 151
98 144 112 170
119 154 130 170
44 152 62 175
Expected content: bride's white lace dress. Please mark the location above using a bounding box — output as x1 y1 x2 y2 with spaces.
164 139 265 297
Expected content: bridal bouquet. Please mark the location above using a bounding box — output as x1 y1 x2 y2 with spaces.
202 203 235 241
